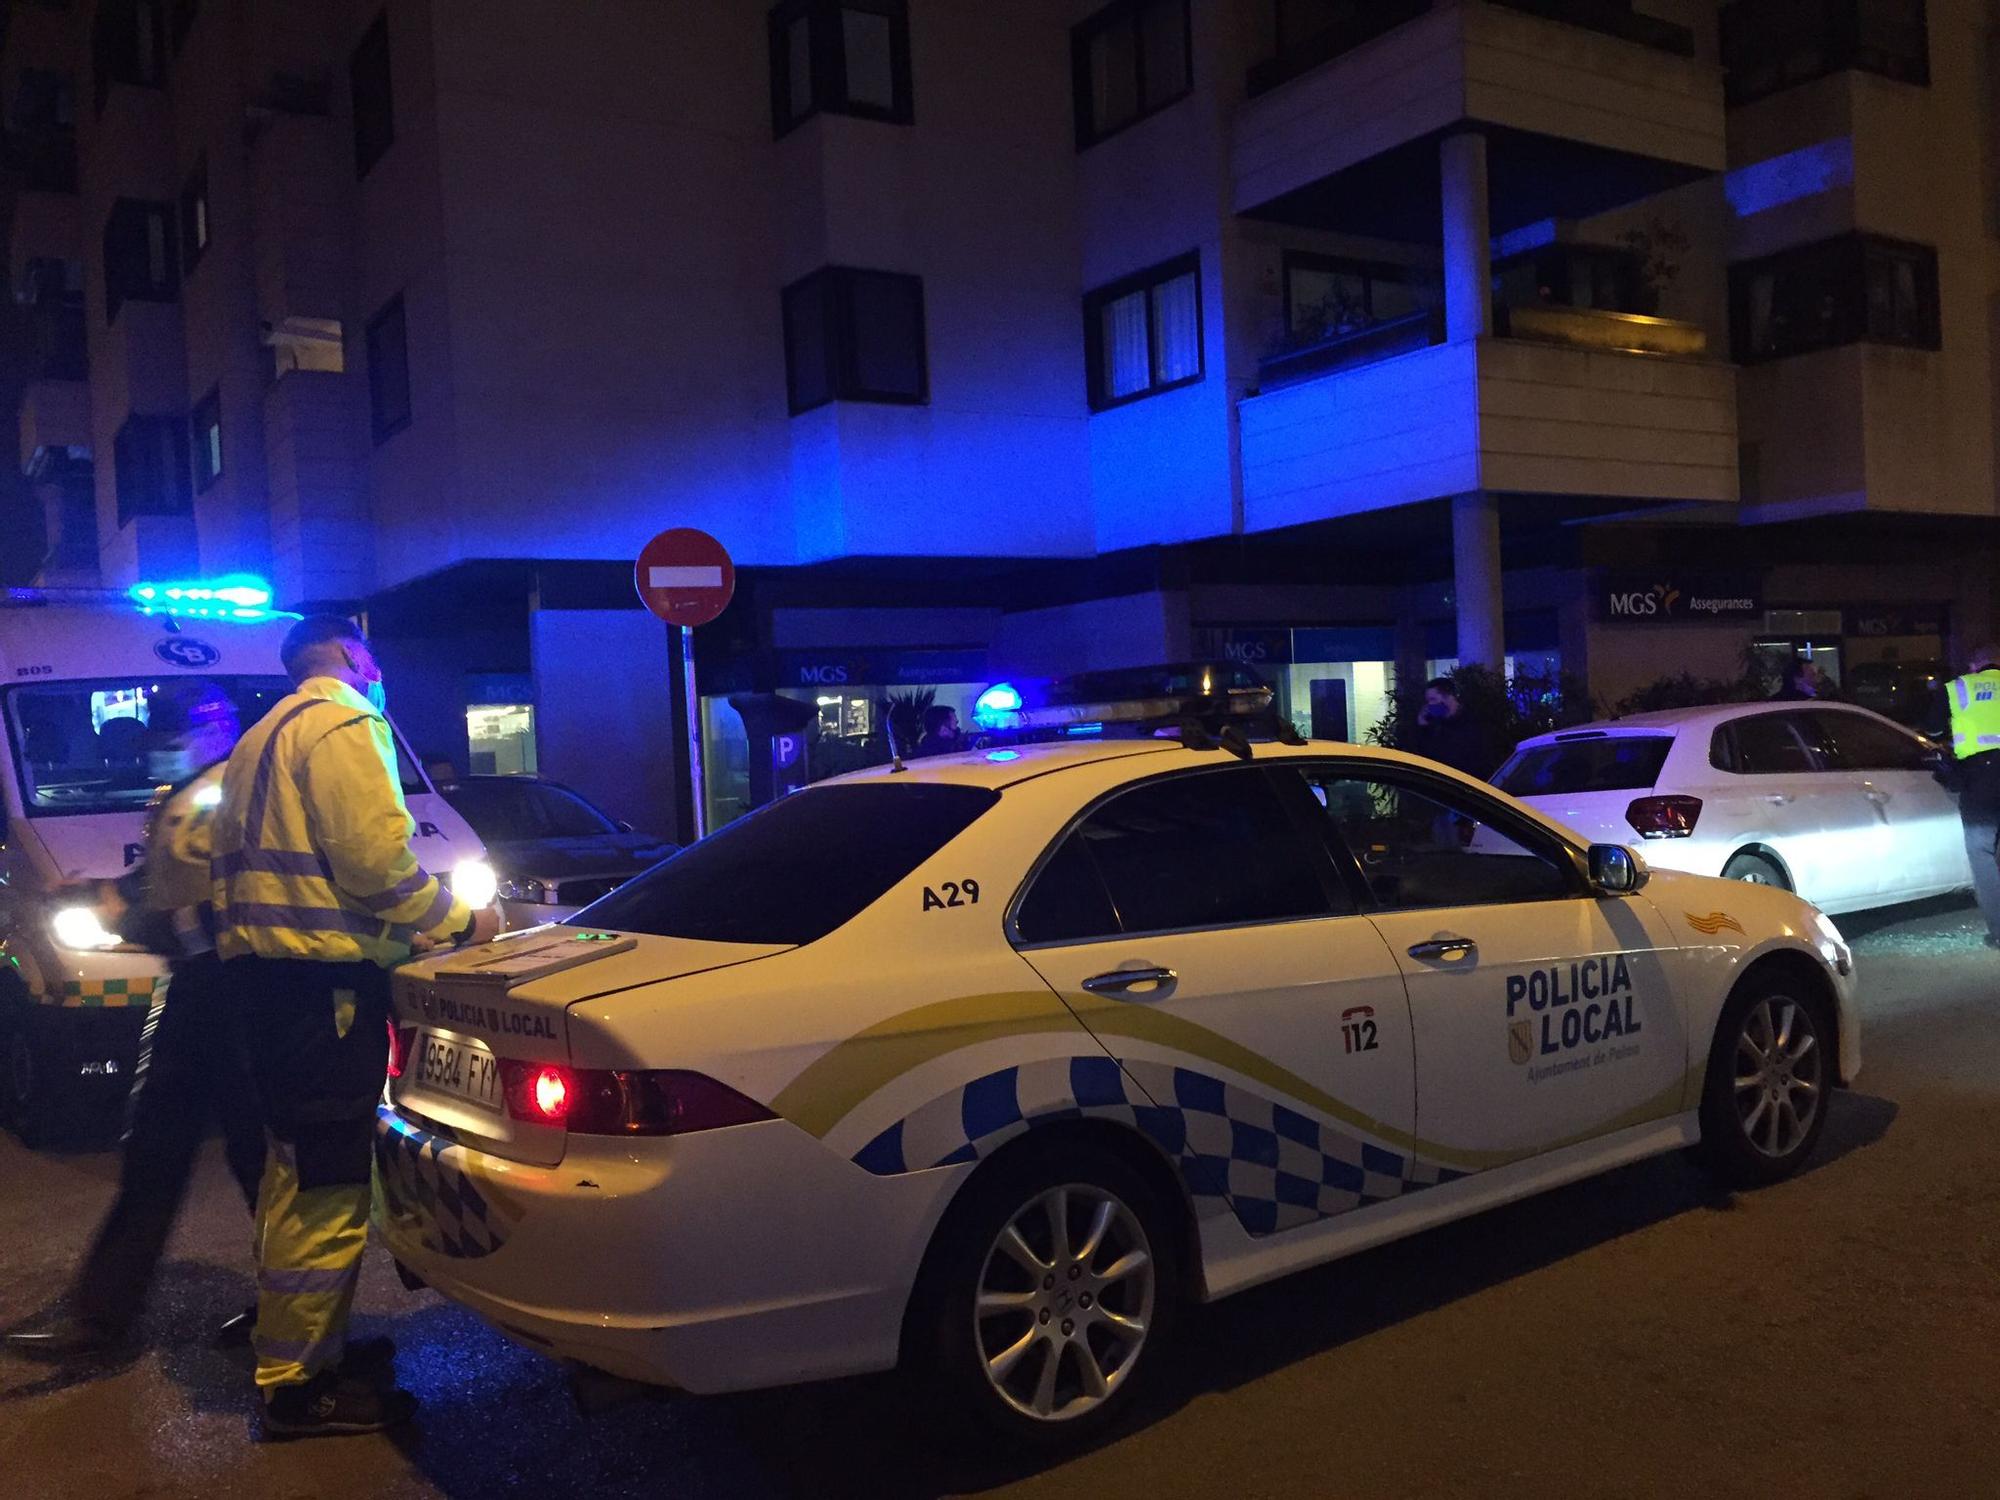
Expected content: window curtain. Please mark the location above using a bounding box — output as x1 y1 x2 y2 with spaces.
1150 270 1200 384
1101 290 1151 399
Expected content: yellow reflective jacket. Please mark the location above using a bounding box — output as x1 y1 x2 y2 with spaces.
1947 668 2000 760
210 677 471 965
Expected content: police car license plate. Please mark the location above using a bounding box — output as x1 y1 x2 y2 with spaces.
416 1031 500 1113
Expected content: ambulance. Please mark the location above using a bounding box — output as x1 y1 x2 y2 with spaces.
0 578 492 1145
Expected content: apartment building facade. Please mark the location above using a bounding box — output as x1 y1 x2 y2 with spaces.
5 0 1994 836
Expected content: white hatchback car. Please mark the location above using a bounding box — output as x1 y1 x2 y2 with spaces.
376 738 1857 1447
1497 702 1971 914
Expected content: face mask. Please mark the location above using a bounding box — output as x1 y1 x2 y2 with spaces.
364 677 387 715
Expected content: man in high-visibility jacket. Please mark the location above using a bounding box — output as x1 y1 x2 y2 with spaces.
211 614 497 1437
1946 642 2000 950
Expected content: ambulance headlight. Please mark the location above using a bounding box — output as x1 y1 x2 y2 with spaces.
450 858 498 911
50 904 120 951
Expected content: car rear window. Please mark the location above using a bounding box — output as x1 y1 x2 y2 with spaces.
571 782 999 946
1494 736 1672 797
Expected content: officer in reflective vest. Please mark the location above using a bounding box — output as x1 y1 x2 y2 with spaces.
1946 643 2000 950
6 683 266 1359
211 615 497 1437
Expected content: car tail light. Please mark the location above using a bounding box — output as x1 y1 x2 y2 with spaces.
386 1023 416 1080
1626 794 1702 839
498 1063 773 1136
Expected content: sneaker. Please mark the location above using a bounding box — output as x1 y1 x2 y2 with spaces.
263 1371 419 1439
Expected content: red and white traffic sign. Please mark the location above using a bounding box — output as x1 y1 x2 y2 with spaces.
634 527 735 627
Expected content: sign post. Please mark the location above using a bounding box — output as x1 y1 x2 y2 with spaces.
634 528 736 843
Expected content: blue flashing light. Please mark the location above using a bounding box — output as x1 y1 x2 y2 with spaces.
1725 138 1854 220
985 749 1021 762
127 573 291 622
1064 722 1105 738
973 682 1024 729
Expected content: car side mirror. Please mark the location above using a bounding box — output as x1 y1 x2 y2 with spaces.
1588 843 1648 896
615 819 634 833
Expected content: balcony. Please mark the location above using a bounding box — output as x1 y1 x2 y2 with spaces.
1234 0 1725 225
1239 335 1737 534
1248 0 1695 98
1720 0 1928 108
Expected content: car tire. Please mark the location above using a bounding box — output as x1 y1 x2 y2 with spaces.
906 1139 1181 1450
0 991 66 1151
1695 976 1832 1189
1721 850 1789 889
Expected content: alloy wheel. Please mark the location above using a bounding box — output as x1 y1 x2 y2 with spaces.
973 1183 1155 1423
1733 996 1822 1158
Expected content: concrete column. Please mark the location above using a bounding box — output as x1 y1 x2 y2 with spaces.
1453 491 1505 670
1440 130 1492 343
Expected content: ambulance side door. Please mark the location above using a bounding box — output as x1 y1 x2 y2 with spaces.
1298 764 1690 1167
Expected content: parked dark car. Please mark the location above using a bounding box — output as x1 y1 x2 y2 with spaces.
436 776 675 929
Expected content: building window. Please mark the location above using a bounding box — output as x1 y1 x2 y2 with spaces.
1730 234 1940 364
93 0 166 116
1720 0 1929 107
350 11 393 178
767 0 913 138
1071 0 1191 150
179 155 209 277
781 267 927 414
102 199 177 325
366 294 411 441
113 412 191 525
1083 251 1203 410
190 386 222 492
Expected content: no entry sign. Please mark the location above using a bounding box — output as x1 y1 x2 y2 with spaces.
634 527 735 627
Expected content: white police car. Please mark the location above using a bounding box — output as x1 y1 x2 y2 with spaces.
377 737 1858 1445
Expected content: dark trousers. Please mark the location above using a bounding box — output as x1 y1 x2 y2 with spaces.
1963 753 2000 942
69 951 267 1335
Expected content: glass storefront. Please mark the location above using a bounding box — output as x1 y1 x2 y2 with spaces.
466 702 538 776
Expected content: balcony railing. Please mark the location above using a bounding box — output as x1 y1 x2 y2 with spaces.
1497 303 1709 357
1246 0 1432 98
1245 0 1695 97
1720 0 1928 107
1488 0 1695 57
1257 308 1445 390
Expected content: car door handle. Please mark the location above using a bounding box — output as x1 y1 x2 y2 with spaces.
1081 966 1177 997
1407 937 1477 962
1764 793 1793 806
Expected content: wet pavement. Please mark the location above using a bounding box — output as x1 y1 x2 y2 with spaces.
2 897 1995 1499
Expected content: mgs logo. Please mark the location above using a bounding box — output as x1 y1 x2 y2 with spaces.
1607 583 1683 619
1508 1019 1534 1066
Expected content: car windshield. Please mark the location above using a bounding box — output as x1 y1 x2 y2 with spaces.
444 780 618 842
4 676 427 816
1495 735 1673 797
574 782 1000 946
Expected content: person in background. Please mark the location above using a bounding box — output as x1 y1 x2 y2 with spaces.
6 684 265 1360
1772 658 1828 701
916 704 963 757
1411 677 1488 778
1945 643 2000 951
210 615 498 1438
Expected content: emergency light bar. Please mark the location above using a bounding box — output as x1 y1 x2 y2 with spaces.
2 574 294 622
971 661 1278 742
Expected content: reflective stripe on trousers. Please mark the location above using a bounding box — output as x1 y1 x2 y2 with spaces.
252 1138 370 1390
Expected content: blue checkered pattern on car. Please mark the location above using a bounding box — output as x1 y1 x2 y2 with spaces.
852 1057 1469 1237
374 1105 514 1260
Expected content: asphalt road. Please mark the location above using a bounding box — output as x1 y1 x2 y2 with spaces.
2 898 1995 1500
